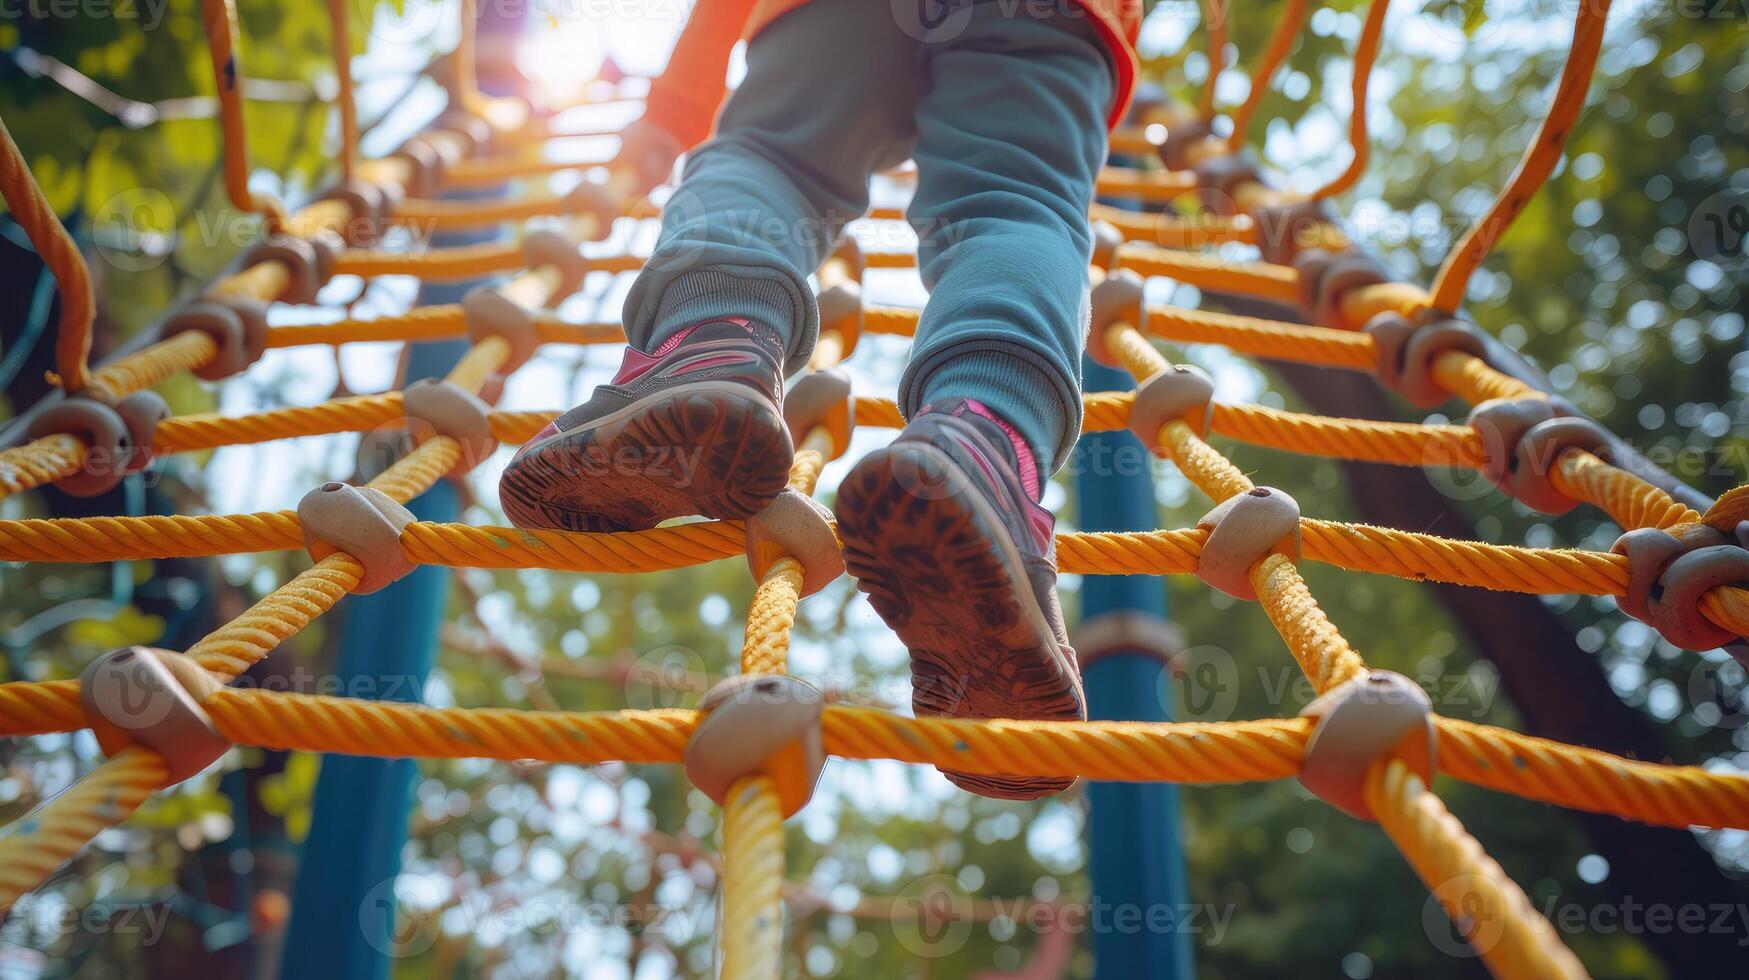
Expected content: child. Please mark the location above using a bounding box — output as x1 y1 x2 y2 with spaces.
501 0 1141 799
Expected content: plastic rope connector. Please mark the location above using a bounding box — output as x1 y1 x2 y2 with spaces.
683 674 826 817
1087 270 1145 370
23 397 134 497
242 232 339 305
1252 200 1336 266
744 489 844 598
1195 487 1302 600
1155 115 1213 171
783 369 855 459
402 378 499 475
1293 248 1388 329
79 646 227 784
1299 670 1436 820
113 391 169 476
1090 220 1124 271
522 229 588 298
297 481 417 594
1508 417 1619 515
1467 396 1569 491
318 179 388 246
1364 311 1488 408
162 301 257 381
1612 522 1749 651
462 285 538 374
1129 364 1215 444
1191 154 1262 215
815 281 863 360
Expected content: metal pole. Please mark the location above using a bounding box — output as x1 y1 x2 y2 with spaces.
1075 361 1195 978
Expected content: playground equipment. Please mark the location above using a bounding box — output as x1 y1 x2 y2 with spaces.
2 0 1748 976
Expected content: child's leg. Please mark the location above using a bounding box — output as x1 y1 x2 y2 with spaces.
622 0 924 375
502 0 921 532
900 2 1113 475
835 4 1112 800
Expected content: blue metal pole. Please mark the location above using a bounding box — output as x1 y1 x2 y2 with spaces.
281 256 480 980
1076 359 1195 977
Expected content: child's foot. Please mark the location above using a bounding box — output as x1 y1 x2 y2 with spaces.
499 318 794 531
835 398 1084 800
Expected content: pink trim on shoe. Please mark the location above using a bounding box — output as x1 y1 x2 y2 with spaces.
612 317 753 385
958 399 1043 501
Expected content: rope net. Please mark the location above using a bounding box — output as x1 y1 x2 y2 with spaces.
1 1 1745 976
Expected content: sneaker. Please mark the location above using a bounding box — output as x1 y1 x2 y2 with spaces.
835 398 1084 800
499 317 794 531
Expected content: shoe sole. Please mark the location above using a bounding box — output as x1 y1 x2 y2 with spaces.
836 441 1083 801
499 381 793 532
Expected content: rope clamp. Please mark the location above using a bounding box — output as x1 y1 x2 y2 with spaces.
815 281 864 362
79 646 228 784
1466 396 1568 491
522 229 590 300
560 182 620 243
784 369 855 459
1086 270 1145 370
1293 248 1388 329
1090 220 1124 271
1298 670 1436 820
1252 200 1335 266
1154 114 1214 172
402 378 499 475
163 299 267 381
462 285 539 374
744 488 845 598
23 397 136 497
1130 364 1215 445
1507 416 1619 515
1613 522 1749 651
1364 310 1488 408
297 481 416 594
317 179 389 246
242 232 340 305
1191 153 1262 216
683 674 826 817
1195 487 1301 600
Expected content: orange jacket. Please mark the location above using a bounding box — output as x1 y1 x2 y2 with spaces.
643 0 1141 150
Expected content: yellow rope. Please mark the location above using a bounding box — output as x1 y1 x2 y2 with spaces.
0 749 167 915
0 434 84 498
1367 760 1590 979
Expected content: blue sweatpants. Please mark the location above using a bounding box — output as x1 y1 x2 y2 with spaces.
621 0 1113 471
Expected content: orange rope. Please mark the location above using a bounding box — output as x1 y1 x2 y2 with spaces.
0 116 95 393
198 0 287 228
1309 0 1391 201
1429 0 1610 311
326 0 358 180
1226 0 1308 153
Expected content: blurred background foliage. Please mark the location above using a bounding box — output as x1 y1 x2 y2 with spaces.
1 0 1746 977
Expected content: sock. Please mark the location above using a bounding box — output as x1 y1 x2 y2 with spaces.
914 349 1072 480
